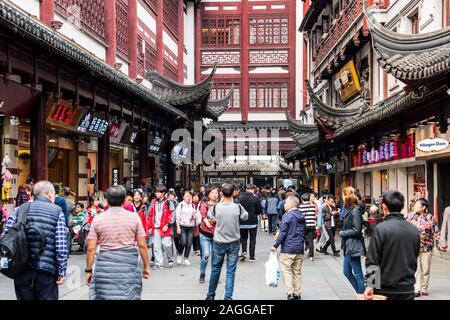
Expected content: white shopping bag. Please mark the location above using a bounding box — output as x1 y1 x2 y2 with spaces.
265 252 281 287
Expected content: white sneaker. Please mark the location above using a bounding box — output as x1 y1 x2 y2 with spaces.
177 255 183 265
183 259 191 266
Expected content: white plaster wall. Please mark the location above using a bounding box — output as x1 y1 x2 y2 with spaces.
137 2 157 33
163 30 178 57
217 113 241 121
9 0 40 17
296 0 304 120
355 172 364 193
116 55 129 76
249 67 289 74
202 67 241 75
248 113 286 121
184 2 196 85
54 12 106 60
420 0 442 32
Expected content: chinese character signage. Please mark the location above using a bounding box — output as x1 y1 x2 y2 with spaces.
148 133 163 153
120 125 140 146
110 122 127 144
46 96 84 131
112 168 119 186
76 112 109 136
335 60 362 103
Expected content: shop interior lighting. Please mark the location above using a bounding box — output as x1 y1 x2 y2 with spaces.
0 99 4 109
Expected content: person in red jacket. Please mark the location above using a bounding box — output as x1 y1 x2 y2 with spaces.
131 189 148 240
148 184 175 269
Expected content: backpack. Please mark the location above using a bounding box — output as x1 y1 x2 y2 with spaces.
0 203 47 279
266 197 279 215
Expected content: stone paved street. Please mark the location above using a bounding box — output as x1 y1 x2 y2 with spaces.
1 230 450 300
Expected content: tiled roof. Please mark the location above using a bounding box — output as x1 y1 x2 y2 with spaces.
205 89 232 120
207 121 291 130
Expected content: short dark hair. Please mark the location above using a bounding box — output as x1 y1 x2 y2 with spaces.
247 183 256 190
88 195 98 205
221 183 235 198
26 178 34 185
382 190 405 213
126 190 134 197
301 193 310 203
76 202 85 209
105 185 127 207
63 187 71 196
325 194 334 201
183 190 193 197
415 198 429 212
53 183 60 194
155 184 167 194
133 189 143 197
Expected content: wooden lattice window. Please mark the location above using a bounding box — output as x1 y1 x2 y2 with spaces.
137 36 145 76
145 42 157 73
249 16 289 46
142 0 157 12
210 82 240 109
249 81 288 109
55 0 106 42
163 60 178 81
163 0 179 38
116 0 129 57
201 16 240 47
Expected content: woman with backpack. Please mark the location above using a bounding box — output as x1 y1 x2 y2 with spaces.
176 191 197 266
340 186 366 294
198 186 219 284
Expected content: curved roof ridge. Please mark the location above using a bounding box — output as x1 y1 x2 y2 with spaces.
285 109 318 134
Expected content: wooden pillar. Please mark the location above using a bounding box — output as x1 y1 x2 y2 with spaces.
139 130 149 186
241 0 249 123
30 95 47 182
40 0 54 26
178 0 185 83
128 0 138 79
105 0 117 65
77 140 89 203
194 4 201 83
156 0 164 73
288 0 296 118
98 132 110 192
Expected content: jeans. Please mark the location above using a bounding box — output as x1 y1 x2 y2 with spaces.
207 240 240 300
304 228 315 258
343 256 365 294
200 233 214 275
14 270 58 300
179 226 195 258
322 228 336 253
240 228 257 259
267 214 278 233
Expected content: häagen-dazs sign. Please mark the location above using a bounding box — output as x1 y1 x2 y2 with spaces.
416 138 449 152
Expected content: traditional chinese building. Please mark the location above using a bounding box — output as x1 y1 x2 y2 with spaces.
287 0 450 223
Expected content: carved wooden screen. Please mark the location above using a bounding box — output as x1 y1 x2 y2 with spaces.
145 42 157 73
210 82 240 110
55 0 106 41
163 60 178 81
201 16 240 47
249 16 288 47
163 0 179 37
137 35 145 76
249 81 288 110
116 0 129 57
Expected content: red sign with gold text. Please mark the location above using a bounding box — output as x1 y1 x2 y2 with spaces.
46 96 84 131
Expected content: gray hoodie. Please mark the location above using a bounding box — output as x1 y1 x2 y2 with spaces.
208 201 248 243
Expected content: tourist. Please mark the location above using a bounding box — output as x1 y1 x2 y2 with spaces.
265 189 280 235
53 184 68 226
176 191 197 266
299 193 317 261
321 195 340 257
15 177 33 208
364 190 420 300
340 186 366 294
407 198 440 297
259 188 269 232
206 183 248 300
73 202 87 253
271 195 306 300
238 183 263 262
86 185 150 300
198 186 219 284
192 193 201 256
132 189 149 239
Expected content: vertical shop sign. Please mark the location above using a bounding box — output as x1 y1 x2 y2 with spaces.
112 168 119 186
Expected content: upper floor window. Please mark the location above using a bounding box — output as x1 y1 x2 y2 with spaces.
249 81 288 110
410 12 419 34
210 82 240 109
163 0 179 38
201 17 240 47
249 17 289 46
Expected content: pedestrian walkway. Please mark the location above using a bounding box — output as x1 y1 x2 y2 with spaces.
1 230 450 300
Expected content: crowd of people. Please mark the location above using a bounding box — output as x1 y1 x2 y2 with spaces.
0 178 444 301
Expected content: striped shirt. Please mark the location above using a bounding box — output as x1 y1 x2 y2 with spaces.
87 207 146 251
299 203 317 228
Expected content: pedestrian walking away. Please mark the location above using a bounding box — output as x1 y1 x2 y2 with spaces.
407 198 440 297
198 186 219 284
340 187 366 294
364 190 420 300
265 189 280 235
148 184 176 269
271 195 306 300
86 185 150 300
1 181 68 300
176 191 197 266
238 183 263 262
206 183 248 300
298 193 317 261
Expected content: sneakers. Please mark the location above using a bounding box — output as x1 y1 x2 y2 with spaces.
287 293 296 300
323 251 330 255
183 259 191 266
239 252 247 261
294 294 302 300
153 265 163 270
168 262 174 268
249 257 257 262
421 291 429 296
415 292 421 297
177 255 183 265
195 250 201 256
309 257 314 261
199 273 206 283
333 252 340 257
316 248 324 253
206 295 215 300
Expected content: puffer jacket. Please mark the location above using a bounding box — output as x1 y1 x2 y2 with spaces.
340 205 366 257
273 208 306 254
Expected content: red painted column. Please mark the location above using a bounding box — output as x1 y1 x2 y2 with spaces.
178 0 185 83
156 0 164 74
40 0 54 26
105 0 117 65
128 0 138 79
241 0 249 123
288 0 296 118
303 0 310 110
195 5 202 83
30 95 48 181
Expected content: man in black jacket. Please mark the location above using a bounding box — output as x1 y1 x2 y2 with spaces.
364 190 420 300
238 184 263 262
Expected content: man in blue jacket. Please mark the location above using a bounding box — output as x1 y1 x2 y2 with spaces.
271 195 306 300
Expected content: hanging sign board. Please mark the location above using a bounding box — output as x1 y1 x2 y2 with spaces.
112 168 120 186
120 125 140 146
76 112 109 136
416 138 449 152
110 122 127 144
335 60 362 103
46 97 84 131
